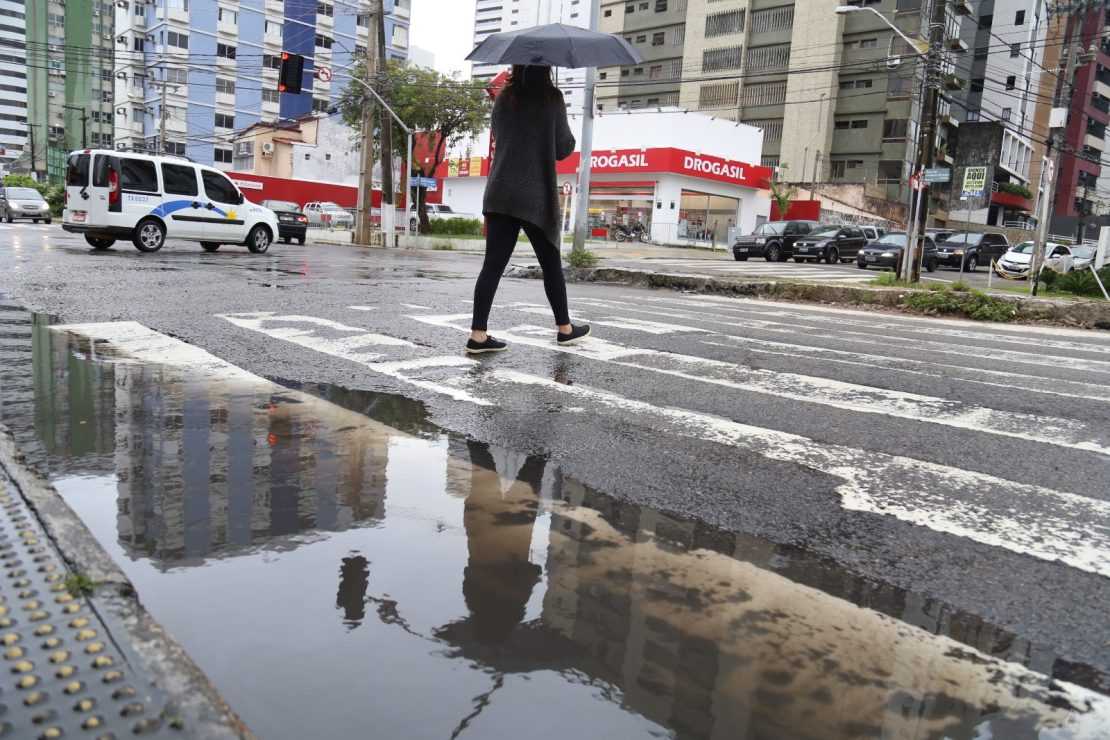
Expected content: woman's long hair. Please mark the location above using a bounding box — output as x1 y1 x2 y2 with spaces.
503 64 561 111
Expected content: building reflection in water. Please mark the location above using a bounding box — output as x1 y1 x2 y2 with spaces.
4 308 1096 740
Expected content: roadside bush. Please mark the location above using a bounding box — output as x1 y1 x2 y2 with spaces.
871 270 899 286
926 282 948 292
951 279 971 292
2 174 49 195
997 182 1034 199
426 217 482 236
900 289 1015 322
564 246 598 269
46 185 64 216
1053 269 1102 298
430 241 454 251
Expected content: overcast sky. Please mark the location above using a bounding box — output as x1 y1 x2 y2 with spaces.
409 1 476 77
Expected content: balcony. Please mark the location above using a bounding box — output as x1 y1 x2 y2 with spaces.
940 112 960 128
1085 133 1105 151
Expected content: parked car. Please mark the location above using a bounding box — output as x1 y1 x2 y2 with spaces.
791 225 870 264
1070 245 1096 271
261 200 308 244
408 203 474 231
859 225 886 241
61 149 278 253
996 241 1074 278
1 186 52 224
731 220 821 262
304 201 354 229
926 229 955 244
857 232 938 272
934 231 1010 271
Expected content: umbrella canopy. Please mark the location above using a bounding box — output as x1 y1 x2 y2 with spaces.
465 23 644 69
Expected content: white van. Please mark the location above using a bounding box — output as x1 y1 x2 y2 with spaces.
61 149 278 254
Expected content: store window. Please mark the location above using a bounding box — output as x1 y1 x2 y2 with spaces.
678 191 739 242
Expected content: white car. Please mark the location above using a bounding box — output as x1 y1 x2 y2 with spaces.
61 149 278 253
303 201 354 228
1070 245 1096 272
996 241 1074 277
408 203 474 231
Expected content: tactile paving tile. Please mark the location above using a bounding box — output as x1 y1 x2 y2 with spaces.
0 467 172 738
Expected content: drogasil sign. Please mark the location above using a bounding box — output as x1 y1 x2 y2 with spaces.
682 155 746 181
590 153 649 169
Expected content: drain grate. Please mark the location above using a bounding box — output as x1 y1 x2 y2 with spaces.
0 467 172 738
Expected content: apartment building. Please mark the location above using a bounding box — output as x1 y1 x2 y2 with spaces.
597 0 980 206
110 0 409 170
0 0 27 175
471 0 591 112
25 0 118 180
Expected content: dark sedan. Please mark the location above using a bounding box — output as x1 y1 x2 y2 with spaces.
261 200 308 245
791 225 869 264
857 232 938 272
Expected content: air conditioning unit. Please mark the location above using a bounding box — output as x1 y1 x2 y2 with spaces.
49 91 57 98
146 33 155 41
261 141 275 155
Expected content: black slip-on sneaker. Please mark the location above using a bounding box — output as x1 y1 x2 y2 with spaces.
556 324 591 345
465 336 508 354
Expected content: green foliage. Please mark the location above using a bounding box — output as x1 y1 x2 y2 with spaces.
564 246 599 268
65 572 97 598
338 59 492 233
996 182 1033 199
430 241 454 250
426 217 482 236
1053 269 1102 298
951 279 971 292
926 282 948 292
2 174 49 195
900 289 1015 322
765 162 796 219
870 270 899 287
46 185 65 216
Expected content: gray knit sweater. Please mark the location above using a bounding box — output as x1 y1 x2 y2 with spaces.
482 90 576 247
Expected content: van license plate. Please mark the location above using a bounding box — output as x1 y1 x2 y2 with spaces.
735 248 747 253
72 212 86 223
865 255 877 262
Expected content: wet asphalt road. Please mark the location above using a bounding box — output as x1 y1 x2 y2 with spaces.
1 225 1109 697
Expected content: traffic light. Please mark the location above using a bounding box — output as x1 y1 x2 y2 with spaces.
278 52 304 94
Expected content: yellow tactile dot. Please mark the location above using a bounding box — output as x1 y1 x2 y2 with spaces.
44 574 62 583
55 666 75 679
3 647 23 660
63 680 83 695
0 620 12 629
48 651 68 664
62 605 81 614
82 716 103 729
31 708 57 724
84 642 105 655
21 600 41 611
5 571 24 580
75 630 96 642
18 531 33 539
39 727 63 739
120 702 143 716
17 674 39 689
0 606 8 617
69 618 89 629
111 686 135 700
101 671 122 684
22 539 38 547
37 564 55 573
33 625 53 637
41 638 61 650
28 611 49 622
10 660 33 673
1 634 19 646
74 697 96 712
11 579 28 588
23 690 45 706
49 584 65 593
54 594 74 604
91 656 112 669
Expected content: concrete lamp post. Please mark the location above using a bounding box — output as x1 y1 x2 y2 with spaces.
833 6 930 55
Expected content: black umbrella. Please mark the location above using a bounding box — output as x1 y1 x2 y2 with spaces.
465 23 644 68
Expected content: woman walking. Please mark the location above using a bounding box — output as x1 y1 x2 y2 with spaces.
466 64 591 355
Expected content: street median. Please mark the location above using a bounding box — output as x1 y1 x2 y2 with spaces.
504 264 1110 331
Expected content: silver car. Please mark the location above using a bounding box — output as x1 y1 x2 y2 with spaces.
303 201 354 229
1 186 52 224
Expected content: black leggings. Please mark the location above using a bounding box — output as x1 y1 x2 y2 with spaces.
471 213 570 332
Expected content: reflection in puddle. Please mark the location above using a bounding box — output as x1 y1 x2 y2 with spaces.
0 301 1106 739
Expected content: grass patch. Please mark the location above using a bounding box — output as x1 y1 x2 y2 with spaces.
951 279 971 292
900 289 1015 322
869 271 933 289
65 572 97 598
430 241 454 251
564 246 599 268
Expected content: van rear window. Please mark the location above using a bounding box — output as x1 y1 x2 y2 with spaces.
119 158 159 193
66 153 90 186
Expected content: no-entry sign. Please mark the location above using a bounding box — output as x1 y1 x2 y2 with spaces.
317 67 333 82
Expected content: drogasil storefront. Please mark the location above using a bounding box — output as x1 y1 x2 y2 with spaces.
432 109 774 244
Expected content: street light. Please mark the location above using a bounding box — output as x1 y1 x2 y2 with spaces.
835 5 930 280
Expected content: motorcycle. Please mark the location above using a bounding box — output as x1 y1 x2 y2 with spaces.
611 222 651 243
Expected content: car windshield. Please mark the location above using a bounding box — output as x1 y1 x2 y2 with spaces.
319 202 343 210
1071 246 1094 258
437 205 454 213
875 234 908 247
945 233 982 245
1010 242 1035 254
809 227 840 238
5 187 42 200
266 201 300 211
754 222 787 236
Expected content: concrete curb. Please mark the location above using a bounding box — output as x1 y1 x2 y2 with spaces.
0 423 253 739
504 264 1110 330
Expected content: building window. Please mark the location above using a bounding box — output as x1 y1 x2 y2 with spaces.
746 44 790 71
133 37 144 52
1005 75 1016 90
980 14 992 28
166 68 188 84
1001 107 1011 121
1015 10 1025 24
970 78 984 92
604 9 612 17
214 148 233 164
263 89 280 104
599 71 607 80
356 13 370 26
967 110 980 122
744 119 783 141
635 34 646 43
705 9 745 37
649 65 662 79
134 3 144 17
750 7 793 34
839 78 873 90
167 31 188 49
218 6 237 24
655 0 667 10
266 20 283 36
652 32 665 45
317 2 333 17
316 34 333 49
698 81 738 109
877 160 903 184
263 54 282 70
216 78 235 95
834 119 868 130
214 113 235 129
882 119 907 141
859 38 878 48
217 43 236 60
312 98 330 112
132 108 144 124
702 46 743 72
626 4 633 13
165 143 186 156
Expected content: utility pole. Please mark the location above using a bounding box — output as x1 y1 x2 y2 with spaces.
570 0 601 252
376 0 394 244
148 77 178 154
63 105 90 149
355 0 381 246
906 0 947 283
27 121 37 181
1031 10 1086 296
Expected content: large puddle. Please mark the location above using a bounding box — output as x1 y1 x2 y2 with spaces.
0 301 1106 739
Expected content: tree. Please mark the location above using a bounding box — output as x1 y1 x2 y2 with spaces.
3 174 49 196
338 60 492 233
764 163 797 221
